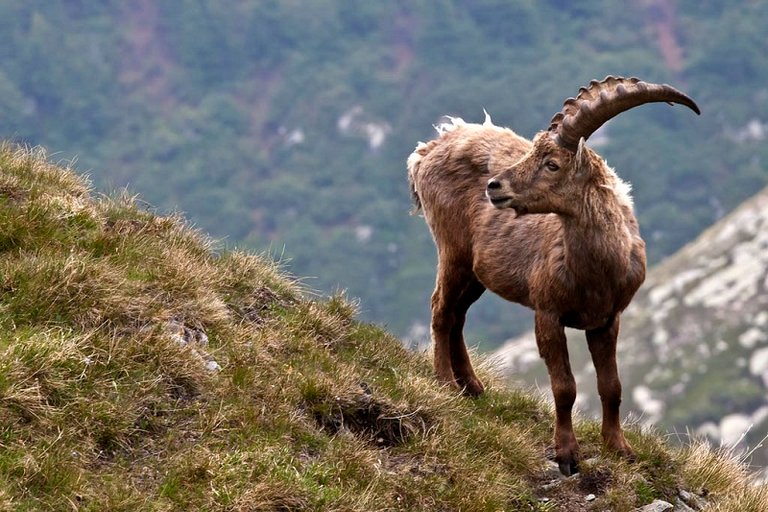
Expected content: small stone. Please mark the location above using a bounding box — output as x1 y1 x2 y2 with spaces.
678 489 708 510
633 499 673 512
542 461 567 481
195 330 209 346
585 493 596 502
205 360 221 372
541 480 563 492
673 499 695 512
170 333 187 345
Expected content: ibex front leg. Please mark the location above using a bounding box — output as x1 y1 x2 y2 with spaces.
535 312 579 475
586 316 635 461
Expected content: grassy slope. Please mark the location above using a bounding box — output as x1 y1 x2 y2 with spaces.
0 143 766 511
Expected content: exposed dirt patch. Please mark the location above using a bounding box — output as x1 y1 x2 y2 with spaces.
306 383 431 447
641 0 684 73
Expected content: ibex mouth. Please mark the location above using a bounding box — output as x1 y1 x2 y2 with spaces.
486 188 511 207
489 196 512 208
487 188 528 214
488 196 528 215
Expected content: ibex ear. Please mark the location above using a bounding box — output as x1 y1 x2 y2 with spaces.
574 137 589 176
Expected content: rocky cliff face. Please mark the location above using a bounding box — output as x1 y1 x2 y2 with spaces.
494 185 768 470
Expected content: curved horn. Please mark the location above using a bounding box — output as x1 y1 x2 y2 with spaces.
549 76 701 152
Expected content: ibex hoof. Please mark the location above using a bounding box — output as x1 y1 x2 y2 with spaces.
605 434 636 462
457 376 485 397
558 460 580 477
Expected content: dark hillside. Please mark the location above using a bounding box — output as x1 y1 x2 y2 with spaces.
0 2 765 346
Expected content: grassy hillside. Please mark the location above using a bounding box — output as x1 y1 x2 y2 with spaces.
0 144 766 511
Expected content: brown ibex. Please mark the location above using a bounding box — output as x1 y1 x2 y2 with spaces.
407 76 699 475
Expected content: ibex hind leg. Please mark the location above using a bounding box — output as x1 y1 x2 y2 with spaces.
450 279 486 395
430 263 486 396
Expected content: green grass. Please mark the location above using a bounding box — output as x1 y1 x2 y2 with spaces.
0 142 765 510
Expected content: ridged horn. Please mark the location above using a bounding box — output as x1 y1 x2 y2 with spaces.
549 76 701 152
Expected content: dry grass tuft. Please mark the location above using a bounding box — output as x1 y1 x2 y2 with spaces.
231 481 311 511
679 439 768 511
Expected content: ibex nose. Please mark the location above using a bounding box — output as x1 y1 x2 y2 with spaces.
487 178 502 190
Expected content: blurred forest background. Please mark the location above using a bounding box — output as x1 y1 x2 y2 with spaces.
1 0 766 350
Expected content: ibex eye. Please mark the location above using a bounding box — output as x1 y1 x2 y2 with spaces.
545 161 560 172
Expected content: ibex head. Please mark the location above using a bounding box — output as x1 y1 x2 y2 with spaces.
486 76 700 216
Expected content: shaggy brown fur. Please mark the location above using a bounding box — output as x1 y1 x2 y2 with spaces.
409 78 698 475
407 73 702 474
408 118 644 476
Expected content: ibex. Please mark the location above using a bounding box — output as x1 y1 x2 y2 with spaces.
407 76 699 475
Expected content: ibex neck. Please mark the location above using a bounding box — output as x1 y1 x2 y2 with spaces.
561 186 634 278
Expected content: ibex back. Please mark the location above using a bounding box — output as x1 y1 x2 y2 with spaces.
407 76 699 475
